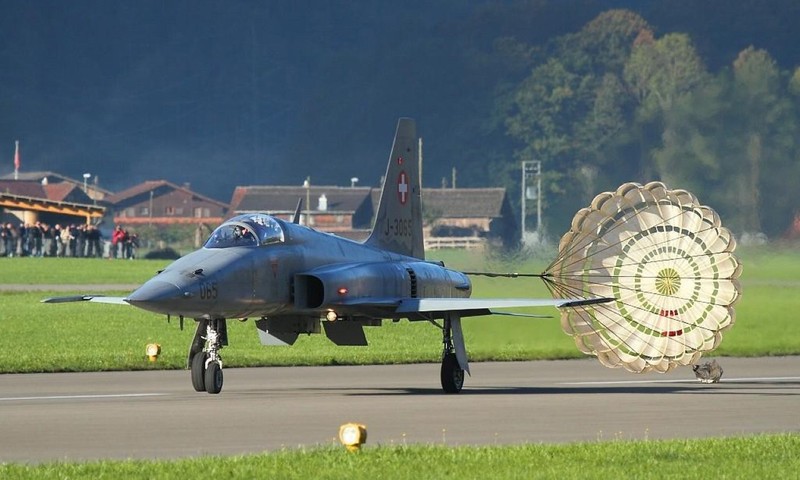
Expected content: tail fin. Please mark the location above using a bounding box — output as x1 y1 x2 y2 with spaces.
365 118 424 259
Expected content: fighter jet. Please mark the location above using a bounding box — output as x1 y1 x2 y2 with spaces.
45 118 608 394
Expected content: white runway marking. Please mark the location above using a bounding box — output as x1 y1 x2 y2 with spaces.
561 376 800 386
0 393 166 402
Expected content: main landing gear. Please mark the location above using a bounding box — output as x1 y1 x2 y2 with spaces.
189 318 228 394
440 313 467 394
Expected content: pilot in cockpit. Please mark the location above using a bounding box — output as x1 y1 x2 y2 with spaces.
233 225 256 244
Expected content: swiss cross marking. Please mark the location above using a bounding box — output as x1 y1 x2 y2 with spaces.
397 171 409 205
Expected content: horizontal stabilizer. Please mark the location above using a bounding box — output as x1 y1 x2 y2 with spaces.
489 311 553 319
41 295 130 305
557 297 614 308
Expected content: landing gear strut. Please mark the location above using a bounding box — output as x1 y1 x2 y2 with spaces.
188 318 228 394
440 313 466 393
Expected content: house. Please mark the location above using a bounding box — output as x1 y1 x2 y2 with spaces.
230 186 376 238
421 188 518 249
107 180 229 226
0 179 105 225
231 184 517 248
1 171 112 202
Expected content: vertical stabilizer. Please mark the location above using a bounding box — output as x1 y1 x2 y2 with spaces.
365 118 424 259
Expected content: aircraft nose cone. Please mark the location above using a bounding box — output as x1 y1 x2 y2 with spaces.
127 280 184 314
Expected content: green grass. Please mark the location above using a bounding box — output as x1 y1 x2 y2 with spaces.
1 249 797 475
0 257 166 284
1 290 577 372
1 434 797 479
1 245 799 373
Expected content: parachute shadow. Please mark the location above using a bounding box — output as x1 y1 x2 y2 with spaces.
342 385 700 396
341 381 800 397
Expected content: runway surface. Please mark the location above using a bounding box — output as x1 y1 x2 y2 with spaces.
1 357 798 463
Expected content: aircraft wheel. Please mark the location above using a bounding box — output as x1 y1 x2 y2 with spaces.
440 353 464 394
190 353 207 392
205 361 223 394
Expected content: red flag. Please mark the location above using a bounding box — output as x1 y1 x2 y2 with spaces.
14 140 20 171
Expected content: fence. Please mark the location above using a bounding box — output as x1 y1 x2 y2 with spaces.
424 236 486 250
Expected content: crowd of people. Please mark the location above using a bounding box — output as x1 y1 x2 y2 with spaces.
0 222 139 259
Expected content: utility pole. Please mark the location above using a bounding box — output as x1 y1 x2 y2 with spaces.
303 177 311 226
521 160 542 244
418 138 423 188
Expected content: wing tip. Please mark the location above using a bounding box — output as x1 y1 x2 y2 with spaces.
41 295 92 304
558 297 614 308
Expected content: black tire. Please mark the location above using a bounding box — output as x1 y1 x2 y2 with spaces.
205 361 223 394
440 353 464 394
190 353 207 392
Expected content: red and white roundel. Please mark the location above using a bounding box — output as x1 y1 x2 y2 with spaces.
397 170 409 205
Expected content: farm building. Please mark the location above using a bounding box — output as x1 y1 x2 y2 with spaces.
107 180 229 226
231 185 517 248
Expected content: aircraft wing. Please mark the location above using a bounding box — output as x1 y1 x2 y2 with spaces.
41 295 131 305
333 296 611 318
397 297 611 314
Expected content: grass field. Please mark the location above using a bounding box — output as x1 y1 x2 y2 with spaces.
1 434 797 479
1 246 798 476
0 245 798 373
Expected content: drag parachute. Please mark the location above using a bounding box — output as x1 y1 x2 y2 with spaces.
543 182 742 373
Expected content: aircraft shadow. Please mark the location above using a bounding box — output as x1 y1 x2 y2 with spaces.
338 381 800 397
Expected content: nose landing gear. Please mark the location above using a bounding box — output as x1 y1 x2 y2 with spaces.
188 318 228 394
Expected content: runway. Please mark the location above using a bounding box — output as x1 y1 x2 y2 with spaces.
0 357 798 464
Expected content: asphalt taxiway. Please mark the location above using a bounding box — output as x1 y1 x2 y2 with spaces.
0 357 797 463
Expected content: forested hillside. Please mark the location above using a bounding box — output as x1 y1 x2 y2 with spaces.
448 1 800 238
2 0 798 238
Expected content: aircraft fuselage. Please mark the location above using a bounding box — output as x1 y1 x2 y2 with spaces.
126 217 472 321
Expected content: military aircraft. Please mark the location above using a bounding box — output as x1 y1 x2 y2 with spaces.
45 118 609 394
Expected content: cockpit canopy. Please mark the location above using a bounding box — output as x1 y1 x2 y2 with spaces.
204 214 285 248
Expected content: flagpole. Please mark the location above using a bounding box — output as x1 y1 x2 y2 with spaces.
14 140 20 180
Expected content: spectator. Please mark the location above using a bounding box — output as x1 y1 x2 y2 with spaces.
111 225 126 259
60 225 72 257
68 224 79 257
124 230 139 259
0 223 8 256
1 223 14 256
0 221 142 261
28 222 44 257
86 225 103 258
45 223 57 257
31 221 44 257
19 223 28 256
53 224 64 257
76 225 87 257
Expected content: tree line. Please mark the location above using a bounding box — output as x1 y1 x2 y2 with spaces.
486 8 799 239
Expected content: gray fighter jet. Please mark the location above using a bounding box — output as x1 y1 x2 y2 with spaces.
45 119 607 394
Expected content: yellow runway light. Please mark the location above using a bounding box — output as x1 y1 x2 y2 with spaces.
338 423 367 452
146 343 161 362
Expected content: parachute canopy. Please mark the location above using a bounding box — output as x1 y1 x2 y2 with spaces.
544 182 742 373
